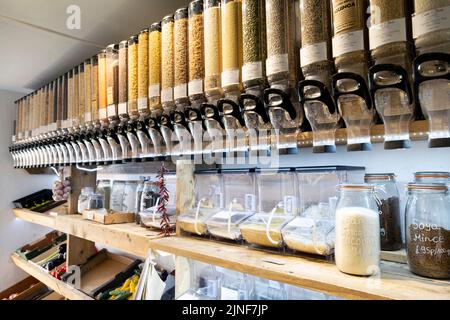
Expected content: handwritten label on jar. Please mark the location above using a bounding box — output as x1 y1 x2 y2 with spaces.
242 62 263 82
222 69 240 87
118 102 127 115
266 54 289 76
413 6 450 39
148 84 160 98
188 79 203 96
332 30 364 57
174 84 187 100
369 18 407 50
161 88 173 103
300 42 328 67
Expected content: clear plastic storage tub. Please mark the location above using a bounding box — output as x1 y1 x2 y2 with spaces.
282 166 365 256
240 168 298 248
178 170 224 235
206 169 256 241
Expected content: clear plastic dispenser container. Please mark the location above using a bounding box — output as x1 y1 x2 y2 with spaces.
282 166 365 256
298 80 340 153
206 169 256 241
369 64 414 149
414 53 450 148
179 170 224 236
263 0 303 150
240 168 297 249
332 72 375 151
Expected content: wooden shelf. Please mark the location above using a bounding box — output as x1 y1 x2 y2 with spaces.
14 207 449 300
14 208 162 258
11 254 93 301
151 237 449 300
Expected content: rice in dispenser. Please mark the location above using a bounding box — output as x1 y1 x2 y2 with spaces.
240 168 298 249
179 170 224 236
331 0 375 151
282 166 365 256
206 169 256 241
263 0 303 150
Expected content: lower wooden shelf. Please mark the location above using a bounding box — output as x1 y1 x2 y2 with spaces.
13 208 450 300
11 254 93 301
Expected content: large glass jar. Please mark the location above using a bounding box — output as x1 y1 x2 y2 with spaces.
139 179 160 227
188 0 206 106
78 187 95 213
405 183 450 279
204 0 223 102
242 0 266 92
110 180 126 211
138 29 149 116
161 15 175 112
365 173 402 251
96 179 111 209
221 0 243 99
127 35 139 120
174 7 189 107
98 50 108 125
413 0 450 55
123 181 138 213
335 184 381 276
149 23 162 113
134 179 145 225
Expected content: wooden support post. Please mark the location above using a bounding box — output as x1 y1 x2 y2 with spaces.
67 167 97 215
175 160 195 236
66 235 96 267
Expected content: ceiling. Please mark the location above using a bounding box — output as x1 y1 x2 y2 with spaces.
0 0 187 94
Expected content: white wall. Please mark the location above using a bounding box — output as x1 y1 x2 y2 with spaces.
0 90 53 291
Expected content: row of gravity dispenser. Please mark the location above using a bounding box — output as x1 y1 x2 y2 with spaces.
10 0 450 168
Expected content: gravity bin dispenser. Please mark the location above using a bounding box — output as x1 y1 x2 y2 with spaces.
298 80 340 153
369 64 414 150
332 72 375 152
414 53 450 148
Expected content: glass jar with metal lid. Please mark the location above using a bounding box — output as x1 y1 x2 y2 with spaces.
405 183 450 279
365 173 402 251
335 184 380 276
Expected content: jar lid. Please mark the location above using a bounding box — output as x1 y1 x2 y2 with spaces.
365 173 396 181
119 40 128 49
106 43 119 52
150 22 161 32
84 58 91 64
339 183 375 190
162 14 174 25
139 28 149 34
189 0 203 15
91 55 98 64
128 35 139 45
175 7 188 20
414 171 450 179
407 183 448 191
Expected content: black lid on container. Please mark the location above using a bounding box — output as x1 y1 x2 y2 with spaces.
162 14 174 25
128 35 139 45
189 0 203 15
150 22 161 32
84 58 91 64
119 40 128 49
68 69 73 77
205 0 220 8
175 7 188 20
139 28 149 34
79 63 84 72
73 66 79 74
106 43 119 52
91 55 98 64
98 49 107 57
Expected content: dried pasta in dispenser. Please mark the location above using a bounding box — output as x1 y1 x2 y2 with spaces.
106 44 119 123
149 23 162 113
